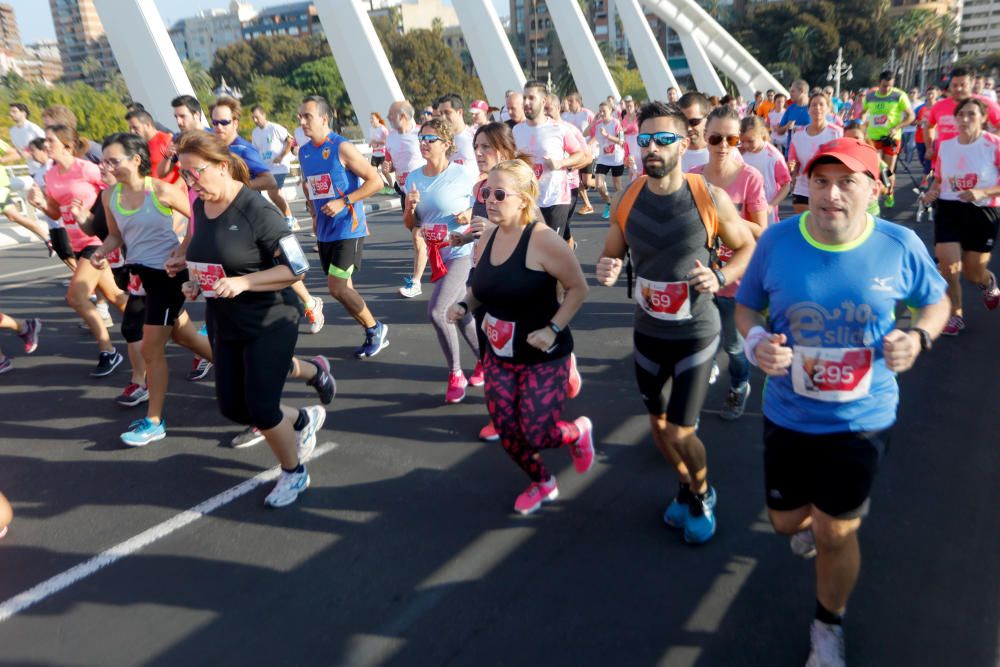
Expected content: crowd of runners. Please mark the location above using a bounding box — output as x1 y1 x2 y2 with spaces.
1 64 998 667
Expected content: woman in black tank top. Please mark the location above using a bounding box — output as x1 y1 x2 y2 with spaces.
446 159 595 516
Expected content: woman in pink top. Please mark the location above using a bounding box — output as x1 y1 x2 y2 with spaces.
739 115 792 225
788 92 843 213
621 96 641 180
32 125 126 377
689 105 767 420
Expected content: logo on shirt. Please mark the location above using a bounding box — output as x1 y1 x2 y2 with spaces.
870 276 895 292
322 146 331 160
229 225 239 231
786 301 877 347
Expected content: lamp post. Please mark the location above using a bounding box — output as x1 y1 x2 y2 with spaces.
827 47 853 98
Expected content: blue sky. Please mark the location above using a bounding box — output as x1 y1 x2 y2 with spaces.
11 0 510 44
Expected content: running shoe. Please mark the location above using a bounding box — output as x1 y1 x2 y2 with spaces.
514 476 558 515
567 353 582 399
187 356 213 381
356 321 389 359
885 193 895 208
708 361 720 385
981 271 1000 310
578 205 594 215
307 355 336 405
941 315 965 336
468 361 485 387
304 296 325 334
0 356 12 374
791 528 817 559
296 405 326 463
399 276 422 298
92 349 123 377
479 421 499 442
265 467 310 508
285 216 300 231
684 487 717 544
567 416 594 474
115 383 149 407
663 484 695 528
601 204 611 220
19 318 41 354
805 620 846 667
720 382 751 421
445 371 468 403
121 418 166 447
230 426 264 449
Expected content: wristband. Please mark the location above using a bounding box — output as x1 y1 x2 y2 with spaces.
743 325 771 367
457 301 469 316
712 268 726 288
548 321 562 335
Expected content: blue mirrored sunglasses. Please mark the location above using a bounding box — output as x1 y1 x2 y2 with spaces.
636 131 683 148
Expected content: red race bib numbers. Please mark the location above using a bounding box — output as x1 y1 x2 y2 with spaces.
422 224 448 243
127 272 145 296
186 261 226 298
792 346 874 403
482 313 515 358
306 174 333 200
533 162 544 179
59 205 75 226
635 277 692 321
106 248 124 268
951 173 979 191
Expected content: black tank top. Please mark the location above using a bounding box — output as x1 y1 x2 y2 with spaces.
472 222 572 364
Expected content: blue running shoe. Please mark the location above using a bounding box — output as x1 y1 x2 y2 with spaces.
684 486 717 544
121 418 166 447
663 484 694 528
601 204 611 220
356 321 389 359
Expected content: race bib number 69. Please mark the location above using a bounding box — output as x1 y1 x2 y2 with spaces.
791 346 874 403
635 277 692 321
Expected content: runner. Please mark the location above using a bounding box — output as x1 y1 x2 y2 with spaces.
592 101 626 220
734 137 949 667
156 95 207 180
469 100 491 130
545 93 592 231
789 93 843 213
367 111 390 191
41 105 102 163
667 87 680 104
447 158 593 515
756 90 776 119
767 93 788 152
622 95 642 181
504 92 525 130
0 311 41 373
249 104 299 229
689 106 769 421
0 136 50 245
435 93 479 178
297 94 388 358
24 138 67 258
914 86 940 181
922 97 1000 335
512 80 588 241
596 101 755 544
5 103 44 169
862 71 915 208
740 115 792 226
563 92 596 214
90 133 215 446
125 109 179 183
385 100 428 298
926 67 1000 164
170 130 334 507
776 80 811 152
678 92 710 172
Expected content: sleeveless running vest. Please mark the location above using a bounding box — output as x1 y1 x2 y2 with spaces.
111 176 178 269
472 222 573 364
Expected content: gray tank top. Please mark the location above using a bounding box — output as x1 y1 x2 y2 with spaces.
624 179 720 341
111 176 179 269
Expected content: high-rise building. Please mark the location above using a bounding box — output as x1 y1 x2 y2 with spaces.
48 0 118 86
889 0 961 17
242 2 324 40
21 40 64 83
959 0 1000 56
168 1 257 69
369 0 460 33
0 3 23 56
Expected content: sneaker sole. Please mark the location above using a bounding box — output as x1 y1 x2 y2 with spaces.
445 388 467 404
116 396 149 408
265 474 311 508
229 434 266 449
363 338 390 359
23 319 41 354
515 487 559 515
121 430 166 447
468 377 485 387
571 417 594 474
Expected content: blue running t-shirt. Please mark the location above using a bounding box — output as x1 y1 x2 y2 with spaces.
298 132 368 242
737 213 946 433
228 136 272 179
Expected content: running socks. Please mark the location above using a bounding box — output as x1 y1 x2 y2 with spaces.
815 600 844 626
293 408 308 432
281 463 305 474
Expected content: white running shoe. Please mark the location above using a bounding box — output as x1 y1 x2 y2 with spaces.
296 405 326 462
790 528 817 559
304 296 325 334
265 468 310 508
398 276 422 298
708 361 720 385
805 620 846 667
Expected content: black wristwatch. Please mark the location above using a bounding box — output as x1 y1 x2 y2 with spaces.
548 321 562 335
908 327 932 351
457 301 469 316
712 268 727 288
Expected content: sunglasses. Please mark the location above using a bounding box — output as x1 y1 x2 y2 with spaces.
479 187 521 203
100 156 128 168
211 119 234 127
707 134 740 147
636 131 683 148
421 111 434 117
686 116 705 127
419 134 442 144
179 164 210 184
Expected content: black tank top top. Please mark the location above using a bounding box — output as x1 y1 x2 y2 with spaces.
472 222 572 364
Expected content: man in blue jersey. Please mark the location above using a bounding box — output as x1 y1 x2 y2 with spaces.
776 79 811 152
209 97 277 192
298 95 388 358
735 138 950 667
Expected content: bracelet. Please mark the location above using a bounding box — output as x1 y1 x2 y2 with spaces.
548 321 562 334
457 301 469 315
712 268 727 288
743 325 770 367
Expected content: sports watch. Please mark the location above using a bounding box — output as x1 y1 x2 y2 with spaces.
908 327 932 352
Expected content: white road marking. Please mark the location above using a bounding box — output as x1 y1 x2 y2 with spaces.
0 264 64 281
0 441 339 624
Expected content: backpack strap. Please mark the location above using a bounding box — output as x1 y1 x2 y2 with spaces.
613 175 648 236
684 173 720 254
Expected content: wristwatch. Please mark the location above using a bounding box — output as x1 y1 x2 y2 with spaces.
712 268 727 288
548 321 562 335
908 327 932 351
342 195 352 208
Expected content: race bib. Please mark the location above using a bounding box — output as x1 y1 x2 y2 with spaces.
603 144 615 155
791 346 873 403
398 171 410 187
187 261 226 298
59 205 76 226
951 173 979 191
717 243 734 264
533 162 544 179
127 272 145 296
482 313 515 358
635 277 691 321
874 114 889 126
422 224 448 243
306 174 334 200
106 247 124 268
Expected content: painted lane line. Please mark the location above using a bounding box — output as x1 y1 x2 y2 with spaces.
0 441 339 624
0 264 65 281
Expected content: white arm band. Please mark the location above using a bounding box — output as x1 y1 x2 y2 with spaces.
743 325 771 367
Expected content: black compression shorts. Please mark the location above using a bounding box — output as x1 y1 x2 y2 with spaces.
633 331 719 425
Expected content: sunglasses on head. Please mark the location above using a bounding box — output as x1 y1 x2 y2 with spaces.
707 133 740 147
479 187 521 203
636 131 683 148
419 134 442 144
211 119 234 127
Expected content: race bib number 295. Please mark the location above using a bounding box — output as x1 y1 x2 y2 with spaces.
791 346 873 403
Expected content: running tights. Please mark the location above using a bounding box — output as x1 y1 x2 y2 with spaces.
428 255 479 373
483 352 580 483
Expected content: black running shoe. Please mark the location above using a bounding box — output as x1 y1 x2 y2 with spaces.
92 350 123 377
307 355 336 405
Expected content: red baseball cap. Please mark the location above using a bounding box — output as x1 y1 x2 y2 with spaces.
469 100 489 113
805 137 880 180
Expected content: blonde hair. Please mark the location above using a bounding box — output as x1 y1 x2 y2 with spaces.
176 130 250 186
490 158 541 226
419 117 455 157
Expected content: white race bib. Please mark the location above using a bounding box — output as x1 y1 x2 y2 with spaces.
187 261 226 298
306 173 334 200
635 277 692 321
422 224 448 243
791 346 874 403
127 272 145 296
481 313 515 358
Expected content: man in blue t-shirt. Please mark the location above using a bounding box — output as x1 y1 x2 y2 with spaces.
735 137 950 666
298 94 388 359
776 79 811 152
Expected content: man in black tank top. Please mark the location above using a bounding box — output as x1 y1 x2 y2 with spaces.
596 101 756 545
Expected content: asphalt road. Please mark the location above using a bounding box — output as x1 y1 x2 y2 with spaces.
0 179 997 667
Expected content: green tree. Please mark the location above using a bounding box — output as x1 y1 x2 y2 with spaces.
240 75 302 138
184 59 213 99
382 28 483 107
287 57 352 124
780 26 817 72
211 35 330 87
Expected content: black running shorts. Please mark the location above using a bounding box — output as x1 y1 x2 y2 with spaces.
131 266 188 327
596 163 625 177
934 199 999 253
633 331 719 426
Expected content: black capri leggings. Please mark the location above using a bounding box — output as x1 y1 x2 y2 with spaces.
212 319 298 431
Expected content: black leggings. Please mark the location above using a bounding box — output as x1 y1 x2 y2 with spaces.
212 320 298 430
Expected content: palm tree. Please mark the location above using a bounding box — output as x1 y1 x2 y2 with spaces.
780 27 817 71
183 59 213 98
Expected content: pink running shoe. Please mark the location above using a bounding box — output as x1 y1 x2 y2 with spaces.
514 476 558 515
468 361 485 387
982 272 1000 311
567 353 582 399
942 315 965 336
479 421 499 442
568 416 594 473
445 371 468 403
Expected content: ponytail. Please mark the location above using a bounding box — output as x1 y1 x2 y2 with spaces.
228 154 250 186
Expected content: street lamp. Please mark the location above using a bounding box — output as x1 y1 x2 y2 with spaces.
827 47 853 98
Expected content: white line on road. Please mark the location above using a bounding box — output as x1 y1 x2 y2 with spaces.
0 264 64 281
0 441 340 624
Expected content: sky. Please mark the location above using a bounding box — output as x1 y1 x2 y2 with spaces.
9 0 510 44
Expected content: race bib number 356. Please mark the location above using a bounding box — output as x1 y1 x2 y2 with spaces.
791 346 873 403
636 277 691 321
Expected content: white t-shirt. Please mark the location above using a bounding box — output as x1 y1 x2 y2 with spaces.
10 121 45 175
450 126 478 177
385 127 426 189
251 122 292 175
788 125 843 196
594 118 625 166
768 109 784 145
369 125 388 158
741 143 792 224
512 119 586 207
682 147 709 173
563 108 595 135
935 132 1000 207
294 127 308 152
